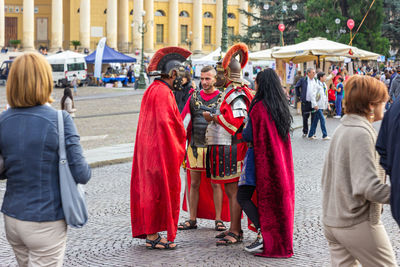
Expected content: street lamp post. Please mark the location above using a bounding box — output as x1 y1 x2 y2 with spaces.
221 0 228 52
137 11 148 90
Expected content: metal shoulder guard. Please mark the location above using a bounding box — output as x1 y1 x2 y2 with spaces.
225 88 250 118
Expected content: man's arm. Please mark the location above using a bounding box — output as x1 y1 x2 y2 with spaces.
295 78 302 97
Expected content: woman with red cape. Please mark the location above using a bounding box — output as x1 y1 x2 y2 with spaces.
237 68 295 258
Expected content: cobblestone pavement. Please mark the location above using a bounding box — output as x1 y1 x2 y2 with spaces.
1 118 400 267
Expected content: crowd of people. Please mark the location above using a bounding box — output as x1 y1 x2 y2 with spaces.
2 44 400 267
131 44 295 257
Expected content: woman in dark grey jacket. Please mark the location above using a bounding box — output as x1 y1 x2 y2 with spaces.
0 53 91 267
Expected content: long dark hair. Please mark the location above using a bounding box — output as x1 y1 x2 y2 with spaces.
61 87 74 110
250 68 292 140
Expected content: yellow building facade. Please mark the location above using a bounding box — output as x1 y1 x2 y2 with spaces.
2 0 252 54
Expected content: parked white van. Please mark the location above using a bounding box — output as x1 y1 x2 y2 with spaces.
46 51 87 87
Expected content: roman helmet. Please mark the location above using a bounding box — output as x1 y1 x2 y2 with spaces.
222 43 249 86
148 46 192 90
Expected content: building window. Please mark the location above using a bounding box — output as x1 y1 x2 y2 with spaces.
204 26 211 44
155 10 166 16
156 24 164 43
181 25 188 44
203 12 213 18
228 13 236 19
179 11 190 17
228 26 234 45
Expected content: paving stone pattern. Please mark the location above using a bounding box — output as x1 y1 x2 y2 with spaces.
1 120 400 266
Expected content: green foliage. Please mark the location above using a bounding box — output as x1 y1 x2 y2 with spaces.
235 0 306 48
9 39 21 48
297 0 390 57
382 0 400 55
71 40 81 50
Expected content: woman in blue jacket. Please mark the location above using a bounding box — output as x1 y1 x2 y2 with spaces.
0 53 91 267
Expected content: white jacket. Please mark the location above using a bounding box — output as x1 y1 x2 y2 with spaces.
311 80 328 110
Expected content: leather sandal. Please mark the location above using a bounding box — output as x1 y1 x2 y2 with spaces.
215 220 227 231
216 231 243 246
215 230 243 239
178 219 197 230
145 234 176 250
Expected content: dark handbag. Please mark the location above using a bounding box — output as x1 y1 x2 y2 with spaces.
238 147 256 187
58 111 88 228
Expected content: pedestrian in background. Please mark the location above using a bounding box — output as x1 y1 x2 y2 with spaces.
334 77 344 118
295 68 316 137
244 72 254 90
308 72 330 140
237 68 294 257
0 53 91 267
322 75 396 267
173 71 193 113
61 87 76 118
389 68 400 103
71 74 78 96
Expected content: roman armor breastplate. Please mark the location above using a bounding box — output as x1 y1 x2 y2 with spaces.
190 90 222 147
205 84 249 146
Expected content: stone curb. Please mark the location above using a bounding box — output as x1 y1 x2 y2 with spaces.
89 157 132 169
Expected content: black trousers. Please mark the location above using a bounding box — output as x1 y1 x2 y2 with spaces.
301 101 316 135
237 185 260 229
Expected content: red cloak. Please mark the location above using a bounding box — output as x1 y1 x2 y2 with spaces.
130 79 186 242
251 101 295 258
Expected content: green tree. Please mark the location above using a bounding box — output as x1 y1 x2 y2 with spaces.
235 0 306 49
382 0 400 56
297 0 390 56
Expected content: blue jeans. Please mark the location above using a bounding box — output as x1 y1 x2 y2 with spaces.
308 109 328 138
335 94 343 116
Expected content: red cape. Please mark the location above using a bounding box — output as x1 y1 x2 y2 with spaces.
251 101 295 258
182 171 231 222
130 80 186 242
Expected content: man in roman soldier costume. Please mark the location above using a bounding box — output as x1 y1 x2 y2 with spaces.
130 47 190 249
203 43 254 245
179 66 230 232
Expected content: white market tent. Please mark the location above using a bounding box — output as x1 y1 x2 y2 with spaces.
192 47 222 77
46 51 86 60
249 49 274 61
271 37 358 63
192 47 221 65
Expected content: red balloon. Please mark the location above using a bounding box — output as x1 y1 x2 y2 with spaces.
278 24 285 32
347 19 355 30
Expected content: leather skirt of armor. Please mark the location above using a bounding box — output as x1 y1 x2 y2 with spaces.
206 142 247 184
187 145 207 171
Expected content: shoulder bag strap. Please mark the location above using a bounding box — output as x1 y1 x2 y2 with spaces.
57 111 67 162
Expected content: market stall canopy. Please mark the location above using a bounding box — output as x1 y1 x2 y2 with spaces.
352 48 381 60
324 49 381 62
271 37 356 63
249 49 273 61
85 45 137 63
192 47 221 65
47 51 86 60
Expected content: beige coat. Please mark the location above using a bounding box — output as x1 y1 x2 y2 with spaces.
322 114 390 228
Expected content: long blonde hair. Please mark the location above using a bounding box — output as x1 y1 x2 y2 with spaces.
7 53 54 108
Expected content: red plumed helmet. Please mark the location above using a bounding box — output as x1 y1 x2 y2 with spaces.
222 43 249 70
148 46 192 75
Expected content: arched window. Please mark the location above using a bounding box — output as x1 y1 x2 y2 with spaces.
155 10 166 17
228 13 236 19
203 12 213 18
179 11 190 17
